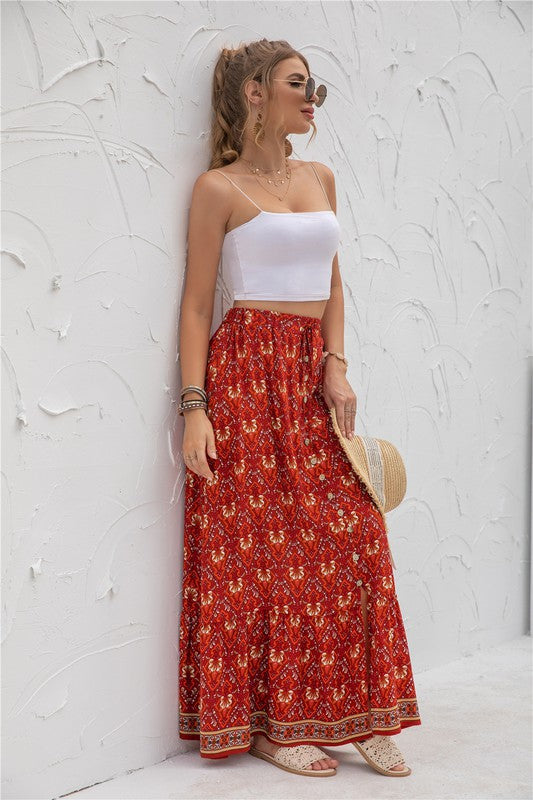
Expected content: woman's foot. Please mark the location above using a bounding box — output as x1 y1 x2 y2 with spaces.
251 733 339 771
374 735 409 771
389 761 409 771
354 734 411 775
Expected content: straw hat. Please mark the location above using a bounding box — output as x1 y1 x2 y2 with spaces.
329 407 407 515
329 407 407 572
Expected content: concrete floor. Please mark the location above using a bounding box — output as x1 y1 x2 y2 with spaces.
67 635 531 800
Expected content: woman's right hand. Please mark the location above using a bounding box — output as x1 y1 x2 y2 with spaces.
182 409 218 482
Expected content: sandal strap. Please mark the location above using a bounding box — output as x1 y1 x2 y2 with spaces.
273 744 330 770
357 735 406 770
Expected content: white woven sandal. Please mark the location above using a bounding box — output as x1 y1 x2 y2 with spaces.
352 734 411 777
249 743 337 777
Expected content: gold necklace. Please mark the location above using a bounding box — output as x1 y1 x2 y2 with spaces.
241 156 292 202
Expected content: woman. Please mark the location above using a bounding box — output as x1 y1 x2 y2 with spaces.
177 38 421 778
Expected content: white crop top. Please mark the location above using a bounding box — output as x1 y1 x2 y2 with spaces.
214 162 340 301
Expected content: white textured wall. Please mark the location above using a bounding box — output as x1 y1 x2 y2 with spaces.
2 1 531 797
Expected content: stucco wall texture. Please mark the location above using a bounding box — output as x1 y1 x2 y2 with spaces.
2 1 531 797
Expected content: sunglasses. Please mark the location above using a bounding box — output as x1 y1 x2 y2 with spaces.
272 76 328 107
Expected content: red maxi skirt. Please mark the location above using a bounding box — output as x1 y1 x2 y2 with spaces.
178 306 421 759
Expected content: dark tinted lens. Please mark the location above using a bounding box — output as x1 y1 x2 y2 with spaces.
315 84 327 107
305 77 315 101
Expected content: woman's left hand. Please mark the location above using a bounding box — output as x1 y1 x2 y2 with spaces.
321 358 357 438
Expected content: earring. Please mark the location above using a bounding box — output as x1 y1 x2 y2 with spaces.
252 110 264 142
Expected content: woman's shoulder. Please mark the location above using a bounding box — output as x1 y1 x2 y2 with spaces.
206 164 237 175
190 169 234 215
301 159 334 180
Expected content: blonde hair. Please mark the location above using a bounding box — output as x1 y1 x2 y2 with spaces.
209 38 317 170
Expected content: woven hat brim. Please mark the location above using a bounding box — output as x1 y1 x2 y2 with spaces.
328 407 406 513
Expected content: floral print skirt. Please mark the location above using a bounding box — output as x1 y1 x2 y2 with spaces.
178 306 421 759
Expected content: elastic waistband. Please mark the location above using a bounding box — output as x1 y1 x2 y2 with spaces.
223 305 323 330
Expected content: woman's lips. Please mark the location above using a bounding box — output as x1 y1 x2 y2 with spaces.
301 110 314 118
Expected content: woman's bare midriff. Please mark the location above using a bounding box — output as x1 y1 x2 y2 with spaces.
232 299 327 320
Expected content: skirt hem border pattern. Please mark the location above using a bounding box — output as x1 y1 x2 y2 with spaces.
178 700 421 759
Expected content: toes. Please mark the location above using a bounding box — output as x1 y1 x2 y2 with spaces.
307 758 337 770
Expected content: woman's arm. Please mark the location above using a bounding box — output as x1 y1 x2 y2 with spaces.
314 162 345 358
178 171 229 416
314 162 357 439
178 170 230 480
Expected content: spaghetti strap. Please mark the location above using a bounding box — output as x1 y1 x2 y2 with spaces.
213 170 263 212
309 161 332 209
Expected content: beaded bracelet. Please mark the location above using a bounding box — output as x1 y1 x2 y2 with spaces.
178 399 207 416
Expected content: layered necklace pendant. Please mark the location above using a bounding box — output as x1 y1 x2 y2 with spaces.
242 156 292 202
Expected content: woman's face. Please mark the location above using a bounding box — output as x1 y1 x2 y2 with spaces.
259 57 319 134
